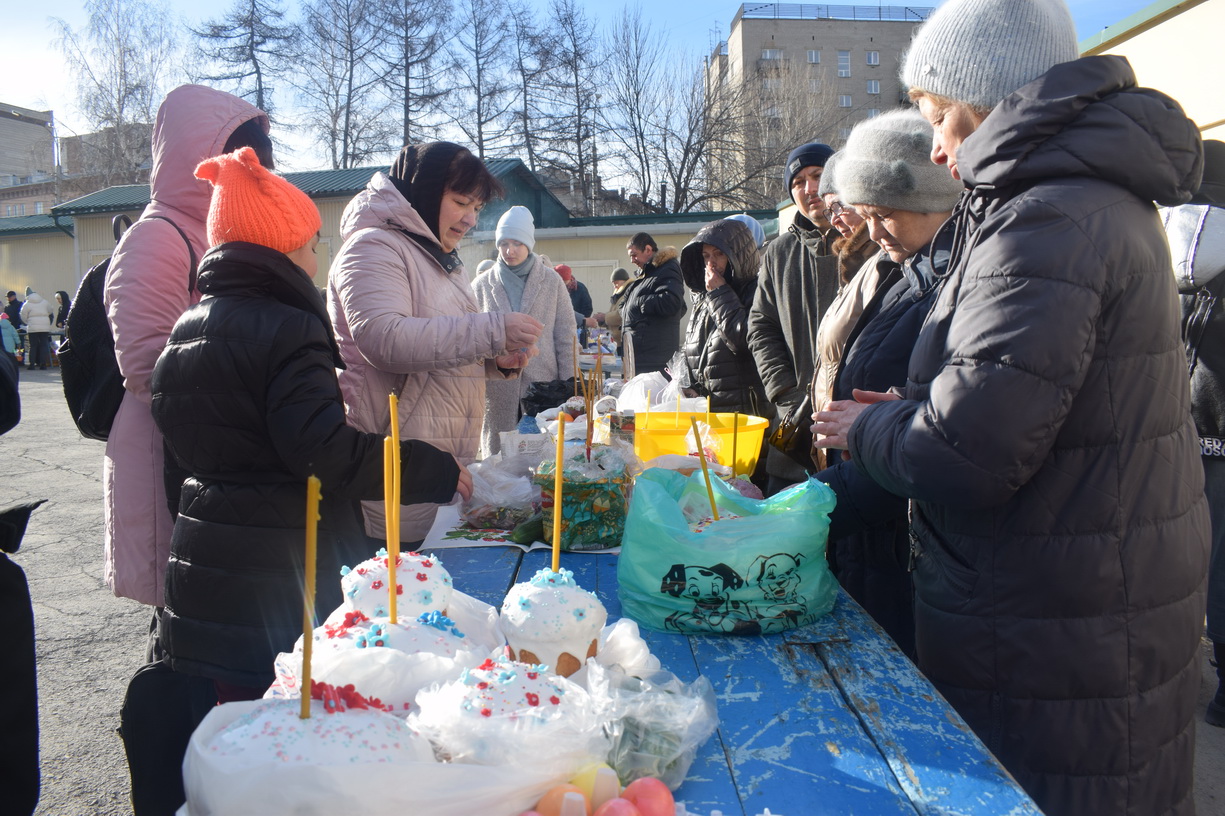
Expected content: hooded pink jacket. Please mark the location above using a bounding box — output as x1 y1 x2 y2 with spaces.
328 172 511 541
102 85 268 606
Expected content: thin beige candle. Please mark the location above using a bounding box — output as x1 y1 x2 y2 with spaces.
691 417 719 521
388 392 401 621
301 475 321 719
552 416 567 572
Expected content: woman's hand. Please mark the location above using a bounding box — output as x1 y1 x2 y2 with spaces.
504 312 543 348
705 268 726 291
812 389 900 449
454 458 473 501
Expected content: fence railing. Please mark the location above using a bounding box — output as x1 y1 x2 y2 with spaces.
739 4 933 22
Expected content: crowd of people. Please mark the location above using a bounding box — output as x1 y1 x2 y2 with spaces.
4 0 1222 814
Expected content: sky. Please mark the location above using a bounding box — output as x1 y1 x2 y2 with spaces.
2 0 1158 172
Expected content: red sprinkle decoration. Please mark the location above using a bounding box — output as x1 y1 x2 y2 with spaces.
416 573 428 582
549 696 561 706
525 692 539 706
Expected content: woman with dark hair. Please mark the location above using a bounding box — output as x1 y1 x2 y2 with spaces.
328 142 543 545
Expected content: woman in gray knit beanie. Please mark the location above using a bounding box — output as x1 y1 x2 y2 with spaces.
814 1 1209 814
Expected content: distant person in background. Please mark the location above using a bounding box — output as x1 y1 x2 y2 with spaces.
4 291 23 329
18 287 54 370
593 267 631 353
54 291 71 329
620 232 686 375
1 313 20 367
473 206 575 456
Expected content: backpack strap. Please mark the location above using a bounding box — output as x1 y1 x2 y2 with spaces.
140 215 199 294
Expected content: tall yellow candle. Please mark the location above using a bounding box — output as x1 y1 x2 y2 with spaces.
731 412 740 479
552 416 566 573
691 417 719 521
383 437 397 622
388 394 401 621
301 475 321 719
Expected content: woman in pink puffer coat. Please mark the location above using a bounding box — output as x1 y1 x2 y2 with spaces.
103 85 271 609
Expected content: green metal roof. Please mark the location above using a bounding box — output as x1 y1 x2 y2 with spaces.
53 184 151 216
1079 0 1205 55
51 158 561 217
0 214 73 236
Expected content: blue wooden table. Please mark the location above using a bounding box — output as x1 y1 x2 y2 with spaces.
438 546 1043 816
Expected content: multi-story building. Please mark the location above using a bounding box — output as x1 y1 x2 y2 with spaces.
706 4 932 208
0 105 56 217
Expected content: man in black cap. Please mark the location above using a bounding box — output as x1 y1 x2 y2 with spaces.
748 141 840 494
4 291 24 330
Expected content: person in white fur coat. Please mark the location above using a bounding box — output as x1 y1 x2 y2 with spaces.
472 206 576 457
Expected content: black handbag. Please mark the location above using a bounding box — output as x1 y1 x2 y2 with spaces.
767 394 816 469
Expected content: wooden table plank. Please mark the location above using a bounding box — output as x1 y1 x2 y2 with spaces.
817 598 1042 816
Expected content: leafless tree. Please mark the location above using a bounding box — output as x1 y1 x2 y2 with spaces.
447 0 515 159
505 0 551 172
53 0 181 185
191 0 300 118
602 5 664 210
296 0 397 169
539 0 604 215
379 0 451 147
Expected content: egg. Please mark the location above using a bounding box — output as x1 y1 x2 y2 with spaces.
620 777 674 816
570 763 620 809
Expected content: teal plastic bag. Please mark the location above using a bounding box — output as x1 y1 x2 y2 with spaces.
617 469 838 635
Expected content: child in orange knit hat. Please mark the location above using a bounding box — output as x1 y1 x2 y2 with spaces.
149 147 472 703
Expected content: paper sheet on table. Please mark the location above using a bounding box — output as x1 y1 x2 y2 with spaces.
421 504 620 553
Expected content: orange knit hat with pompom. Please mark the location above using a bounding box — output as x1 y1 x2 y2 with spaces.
194 146 320 253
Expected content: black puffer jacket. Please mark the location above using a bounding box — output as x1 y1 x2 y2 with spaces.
678 219 767 416
151 242 458 687
619 247 686 374
849 57 1209 816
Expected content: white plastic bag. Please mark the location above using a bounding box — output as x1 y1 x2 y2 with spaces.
460 458 542 529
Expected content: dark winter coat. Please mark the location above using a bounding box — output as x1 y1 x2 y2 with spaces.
748 212 840 481
568 279 593 318
3 300 23 330
620 247 686 374
848 57 1209 816
818 236 949 657
678 219 768 416
1167 203 1225 456
151 242 458 688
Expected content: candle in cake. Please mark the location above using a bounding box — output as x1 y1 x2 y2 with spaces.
552 416 566 573
691 417 719 522
383 437 397 622
302 475 321 719
388 393 401 621
731 411 740 479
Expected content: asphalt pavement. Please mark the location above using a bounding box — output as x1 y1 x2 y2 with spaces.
3 367 1224 815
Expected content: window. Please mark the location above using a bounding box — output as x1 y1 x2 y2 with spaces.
809 79 822 93
17 203 25 216
3 205 10 217
867 109 881 118
867 80 880 95
763 105 780 119
866 51 880 66
34 202 44 214
762 77 780 91
839 95 853 108
761 48 782 61
837 50 851 77
807 49 820 64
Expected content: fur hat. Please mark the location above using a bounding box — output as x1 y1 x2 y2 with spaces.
835 110 964 213
194 147 320 253
901 0 1079 110
495 205 536 250
784 142 835 190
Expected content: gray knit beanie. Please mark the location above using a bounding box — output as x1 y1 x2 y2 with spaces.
495 205 535 250
901 0 1079 110
817 153 840 197
835 110 964 213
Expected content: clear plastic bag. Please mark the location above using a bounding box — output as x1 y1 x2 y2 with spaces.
460 457 542 530
586 661 719 791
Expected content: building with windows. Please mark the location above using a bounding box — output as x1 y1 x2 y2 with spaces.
0 104 57 218
705 3 932 208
